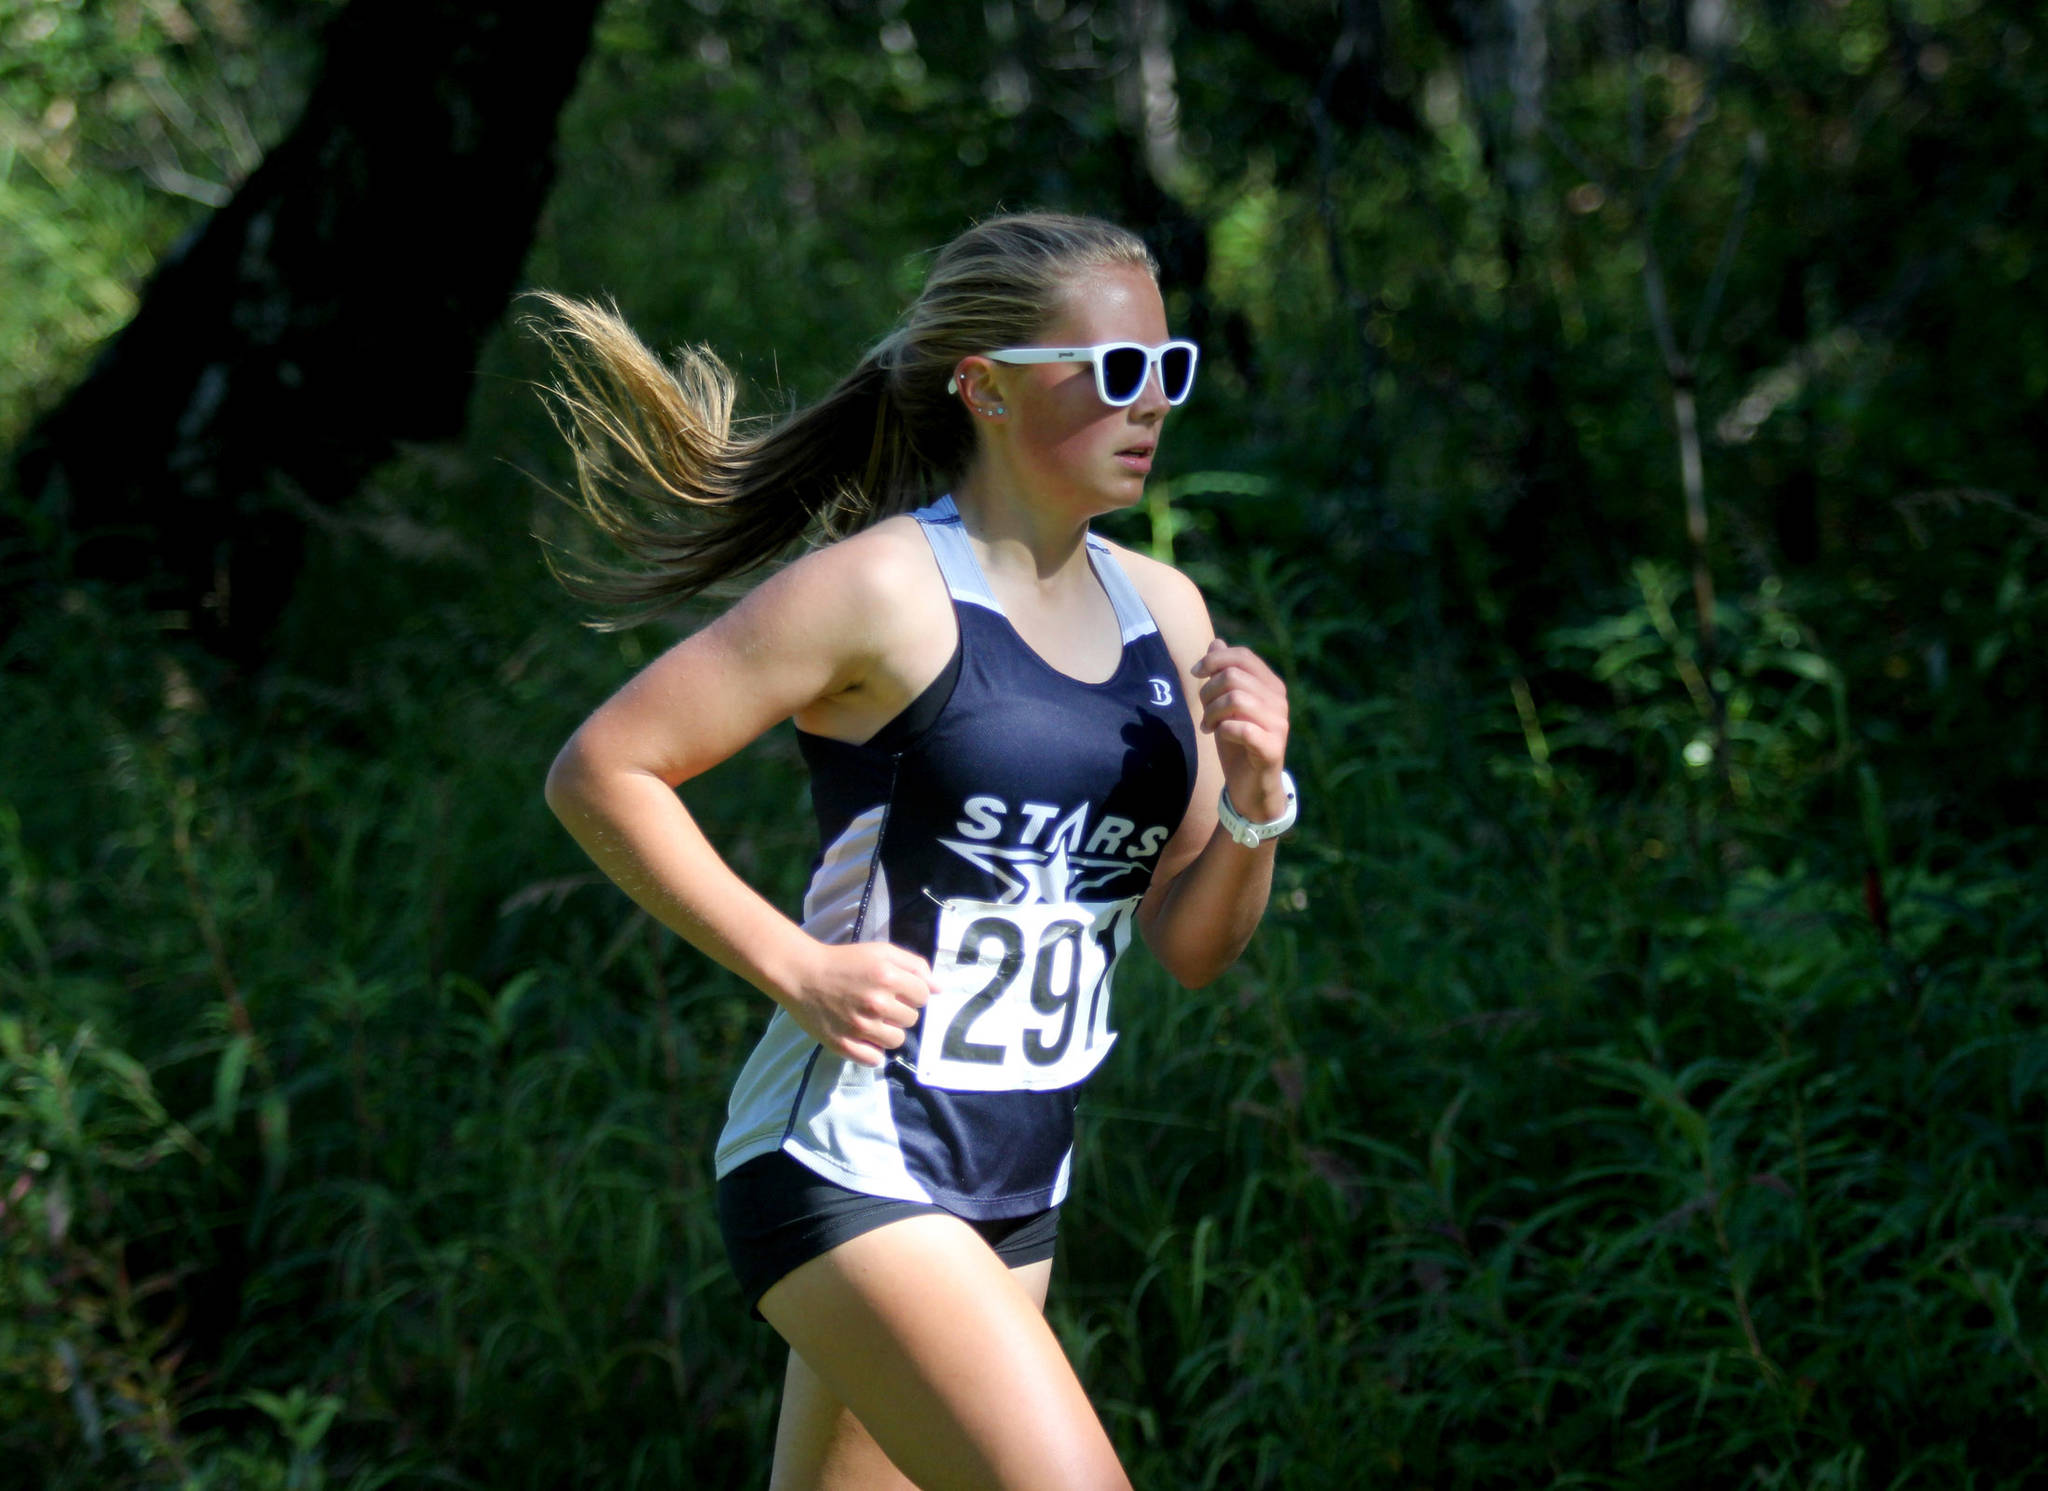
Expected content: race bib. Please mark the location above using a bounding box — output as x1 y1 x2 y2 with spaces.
913 896 1136 1092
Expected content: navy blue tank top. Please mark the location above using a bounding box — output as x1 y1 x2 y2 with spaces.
713 495 1198 1217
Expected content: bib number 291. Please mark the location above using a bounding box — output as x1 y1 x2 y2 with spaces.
914 897 1134 1092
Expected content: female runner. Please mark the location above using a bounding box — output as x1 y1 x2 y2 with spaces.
536 213 1294 1491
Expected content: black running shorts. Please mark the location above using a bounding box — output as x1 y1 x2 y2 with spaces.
715 1148 1060 1320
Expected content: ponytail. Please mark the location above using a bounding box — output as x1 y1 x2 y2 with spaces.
526 295 948 626
528 213 1155 627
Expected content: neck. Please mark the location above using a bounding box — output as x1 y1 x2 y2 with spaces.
949 460 1094 583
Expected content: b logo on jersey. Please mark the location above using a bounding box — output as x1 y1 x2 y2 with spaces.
940 796 1171 905
1148 678 1175 707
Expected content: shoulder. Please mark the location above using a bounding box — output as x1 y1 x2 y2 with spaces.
721 512 952 718
696 512 944 683
778 512 935 596
736 513 940 634
1092 535 1212 661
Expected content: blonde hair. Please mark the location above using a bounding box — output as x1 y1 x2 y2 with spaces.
527 212 1157 626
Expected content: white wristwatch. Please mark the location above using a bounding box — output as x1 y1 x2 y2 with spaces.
1217 770 1298 848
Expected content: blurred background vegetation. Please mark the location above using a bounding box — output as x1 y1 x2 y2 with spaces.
2 0 2044 1485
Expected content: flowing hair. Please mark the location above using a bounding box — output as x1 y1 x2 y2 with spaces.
526 212 1157 627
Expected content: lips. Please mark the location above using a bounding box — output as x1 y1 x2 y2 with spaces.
1116 443 1156 473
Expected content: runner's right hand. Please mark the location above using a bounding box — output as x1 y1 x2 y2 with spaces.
777 940 937 1068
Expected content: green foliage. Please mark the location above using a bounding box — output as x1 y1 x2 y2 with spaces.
1054 561 2048 1490
0 0 332 449
5 539 2045 1486
6 0 2048 1484
0 583 804 1487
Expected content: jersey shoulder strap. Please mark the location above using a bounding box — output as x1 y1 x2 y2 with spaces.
1083 534 1160 643
910 495 1001 613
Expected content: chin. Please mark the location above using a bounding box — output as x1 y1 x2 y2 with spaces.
1088 479 1149 517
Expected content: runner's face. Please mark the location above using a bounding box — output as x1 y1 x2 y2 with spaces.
1001 266 1174 515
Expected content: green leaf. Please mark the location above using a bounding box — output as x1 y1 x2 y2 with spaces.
259 1091 290 1189
213 1033 253 1137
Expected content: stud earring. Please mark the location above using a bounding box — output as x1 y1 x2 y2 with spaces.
981 404 1005 417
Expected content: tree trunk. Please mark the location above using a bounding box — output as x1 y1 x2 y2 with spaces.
7 0 605 662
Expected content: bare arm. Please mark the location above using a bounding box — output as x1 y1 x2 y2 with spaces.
1119 551 1293 988
543 522 947 1066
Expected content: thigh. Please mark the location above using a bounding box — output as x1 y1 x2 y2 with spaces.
768 1347 909 1491
759 1217 1124 1491
769 1259 1054 1491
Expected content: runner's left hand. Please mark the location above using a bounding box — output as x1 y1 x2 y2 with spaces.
1191 638 1291 823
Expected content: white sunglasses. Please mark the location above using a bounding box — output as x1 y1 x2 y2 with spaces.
947 339 1200 408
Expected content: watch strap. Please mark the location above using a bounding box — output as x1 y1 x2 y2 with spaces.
1218 770 1298 847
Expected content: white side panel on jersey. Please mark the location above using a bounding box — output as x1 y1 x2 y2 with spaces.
715 804 933 1201
781 1049 934 1204
1050 1145 1073 1207
863 864 892 947
799 803 887 943
713 1010 817 1175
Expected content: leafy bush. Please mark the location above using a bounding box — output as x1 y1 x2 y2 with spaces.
4 544 2043 1488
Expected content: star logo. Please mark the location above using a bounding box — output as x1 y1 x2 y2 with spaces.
937 836 1139 905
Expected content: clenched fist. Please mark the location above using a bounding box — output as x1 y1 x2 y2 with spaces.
1191 637 1291 824
777 939 938 1068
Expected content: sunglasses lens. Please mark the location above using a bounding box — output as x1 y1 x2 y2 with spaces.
1159 345 1195 402
1099 346 1148 404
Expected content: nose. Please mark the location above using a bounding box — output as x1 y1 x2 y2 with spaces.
1129 362 1172 421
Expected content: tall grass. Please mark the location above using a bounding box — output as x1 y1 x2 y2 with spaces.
3 534 2043 1488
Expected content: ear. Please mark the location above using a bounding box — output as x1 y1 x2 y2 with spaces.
947 356 1008 415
